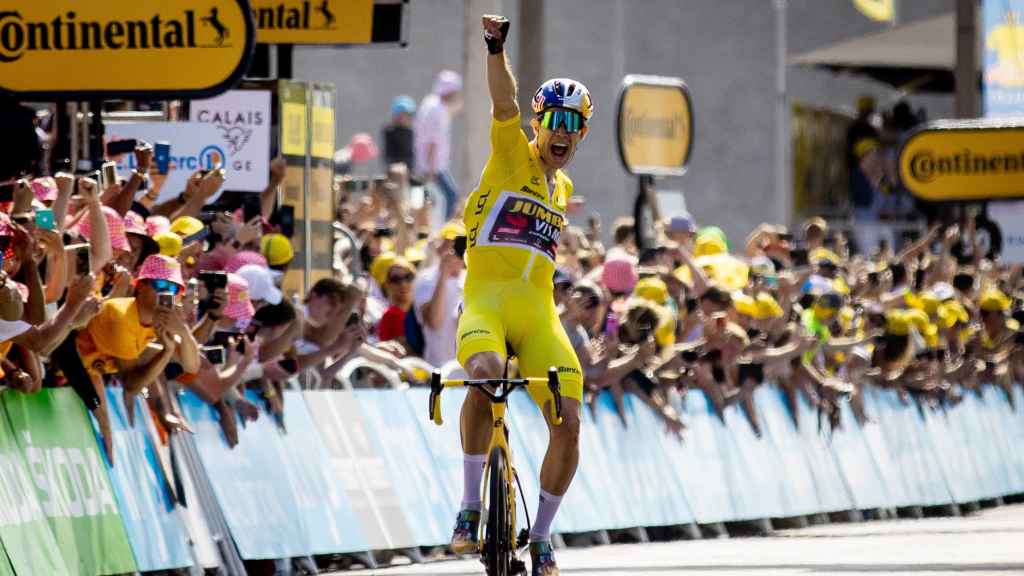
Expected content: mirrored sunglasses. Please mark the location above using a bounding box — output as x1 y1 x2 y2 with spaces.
538 109 584 133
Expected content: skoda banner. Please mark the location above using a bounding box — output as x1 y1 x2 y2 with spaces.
190 89 272 191
251 0 373 44
897 120 1024 202
0 0 255 99
617 75 694 176
106 122 230 203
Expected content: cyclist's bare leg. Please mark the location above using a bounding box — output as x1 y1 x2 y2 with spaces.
451 350 504 554
539 398 581 495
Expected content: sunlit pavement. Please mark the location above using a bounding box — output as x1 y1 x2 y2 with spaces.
340 502 1024 575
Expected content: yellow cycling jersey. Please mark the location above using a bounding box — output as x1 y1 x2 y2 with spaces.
463 113 573 289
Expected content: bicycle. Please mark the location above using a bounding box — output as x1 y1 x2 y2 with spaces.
429 367 562 576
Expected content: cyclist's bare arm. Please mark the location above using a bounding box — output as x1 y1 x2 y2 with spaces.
483 15 518 121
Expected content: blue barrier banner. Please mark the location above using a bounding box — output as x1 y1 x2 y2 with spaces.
918 400 986 505
279 391 370 554
354 389 453 547
303 390 416 550
858 388 918 507
0 393 70 576
720 401 789 520
101 388 192 571
624 394 696 527
788 391 855 512
575 394 633 530
830 399 892 510
406 387 465 523
979 387 1024 494
870 388 950 506
179 390 309 560
752 386 826 515
1011 386 1024 494
672 390 735 523
951 391 1007 499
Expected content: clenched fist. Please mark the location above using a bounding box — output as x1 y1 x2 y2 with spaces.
482 14 510 54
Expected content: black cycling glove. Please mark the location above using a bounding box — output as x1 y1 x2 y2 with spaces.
484 18 510 54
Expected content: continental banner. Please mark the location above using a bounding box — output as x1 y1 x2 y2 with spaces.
617 74 694 176
898 120 1024 202
0 0 255 99
252 0 372 45
1 389 136 575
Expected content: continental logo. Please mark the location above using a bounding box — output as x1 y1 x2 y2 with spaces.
0 1 254 99
898 121 1024 202
617 75 693 176
0 9 227 63
250 0 372 44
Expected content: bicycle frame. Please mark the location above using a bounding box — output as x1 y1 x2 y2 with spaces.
429 368 562 560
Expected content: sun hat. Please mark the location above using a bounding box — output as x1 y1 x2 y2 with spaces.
433 70 463 96
146 215 171 236
224 250 268 273
30 177 58 203
153 232 183 257
235 263 283 306
980 288 1011 312
260 233 294 266
601 257 639 295
370 252 399 285
693 234 727 257
75 206 130 252
438 220 466 241
633 277 669 305
170 216 204 240
222 273 256 321
136 255 184 288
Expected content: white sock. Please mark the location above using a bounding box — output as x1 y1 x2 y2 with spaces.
529 489 563 542
461 453 488 511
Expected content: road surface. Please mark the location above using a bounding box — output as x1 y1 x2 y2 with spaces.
342 502 1024 575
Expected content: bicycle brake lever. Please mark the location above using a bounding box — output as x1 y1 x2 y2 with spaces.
429 371 444 426
547 367 563 425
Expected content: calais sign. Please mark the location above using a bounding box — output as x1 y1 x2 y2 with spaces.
617 75 694 176
898 120 1024 202
0 0 254 99
251 0 372 44
190 90 271 191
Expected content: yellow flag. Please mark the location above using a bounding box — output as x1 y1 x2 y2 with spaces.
853 0 895 22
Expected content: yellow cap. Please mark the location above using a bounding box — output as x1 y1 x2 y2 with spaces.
369 252 398 285
755 292 784 319
937 301 969 328
832 277 850 295
170 216 204 238
153 231 183 257
979 288 1011 312
438 220 466 241
634 277 669 306
810 247 840 266
885 310 910 336
919 292 942 316
405 239 428 264
694 234 727 257
673 264 693 287
733 293 758 318
260 233 294 266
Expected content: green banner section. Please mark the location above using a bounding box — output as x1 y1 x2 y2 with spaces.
1 389 136 576
0 542 17 576
0 391 70 576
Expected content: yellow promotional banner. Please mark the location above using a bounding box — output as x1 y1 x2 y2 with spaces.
898 120 1024 202
311 87 335 160
853 0 895 23
617 75 694 176
0 0 254 99
251 0 372 44
280 81 308 157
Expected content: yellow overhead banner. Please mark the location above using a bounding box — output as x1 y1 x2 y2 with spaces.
617 75 694 176
0 0 254 99
853 0 895 23
251 0 372 44
898 120 1024 202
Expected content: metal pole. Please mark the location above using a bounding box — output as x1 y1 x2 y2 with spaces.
954 0 978 119
774 0 790 227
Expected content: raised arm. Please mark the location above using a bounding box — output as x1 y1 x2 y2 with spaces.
483 15 518 121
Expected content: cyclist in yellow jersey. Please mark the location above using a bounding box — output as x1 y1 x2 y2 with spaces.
449 14 592 576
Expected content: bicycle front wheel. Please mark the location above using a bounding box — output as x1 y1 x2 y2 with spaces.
484 446 511 576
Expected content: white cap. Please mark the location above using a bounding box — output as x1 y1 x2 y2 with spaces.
433 70 463 96
236 264 283 306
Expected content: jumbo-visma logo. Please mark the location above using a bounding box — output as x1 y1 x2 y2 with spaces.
0 0 254 99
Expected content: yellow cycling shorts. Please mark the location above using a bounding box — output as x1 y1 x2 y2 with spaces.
457 278 583 405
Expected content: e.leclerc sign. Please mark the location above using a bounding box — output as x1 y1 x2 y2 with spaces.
0 0 254 100
250 0 373 44
616 74 694 176
898 120 1024 202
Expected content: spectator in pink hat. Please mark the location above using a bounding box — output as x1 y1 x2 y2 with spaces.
601 256 639 298
224 250 269 274
146 215 171 237
29 177 58 204
122 211 160 272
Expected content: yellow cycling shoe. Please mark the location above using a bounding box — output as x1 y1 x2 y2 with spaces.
450 509 481 555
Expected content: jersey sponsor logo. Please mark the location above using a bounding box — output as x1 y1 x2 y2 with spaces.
519 185 544 201
482 191 565 262
460 329 491 341
557 365 581 376
473 188 491 216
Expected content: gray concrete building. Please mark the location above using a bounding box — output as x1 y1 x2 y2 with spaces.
295 0 954 245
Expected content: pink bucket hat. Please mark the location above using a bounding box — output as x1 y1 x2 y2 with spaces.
224 250 268 273
30 177 58 203
75 206 130 252
601 257 639 295
136 254 185 288
146 215 171 237
123 211 148 236
222 273 256 321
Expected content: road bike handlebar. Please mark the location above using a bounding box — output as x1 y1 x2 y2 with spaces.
428 368 563 426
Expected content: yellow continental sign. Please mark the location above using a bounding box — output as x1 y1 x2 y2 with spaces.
251 0 372 44
898 120 1024 202
617 75 694 176
0 0 254 99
